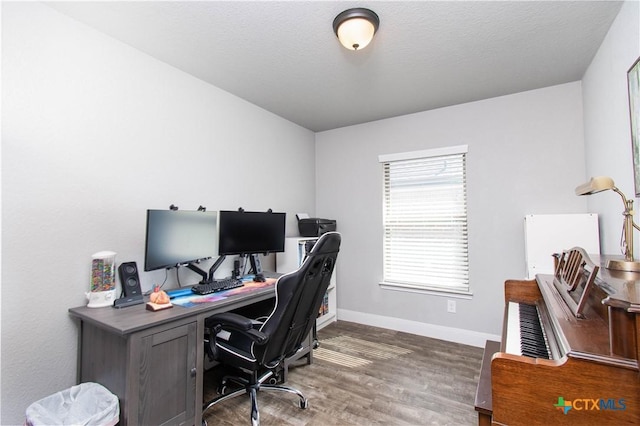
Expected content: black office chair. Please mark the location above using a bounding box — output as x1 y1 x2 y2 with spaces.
203 231 341 426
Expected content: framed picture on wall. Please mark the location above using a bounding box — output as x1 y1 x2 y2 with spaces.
628 56 640 196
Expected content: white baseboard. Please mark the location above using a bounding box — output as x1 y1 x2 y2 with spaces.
336 308 501 348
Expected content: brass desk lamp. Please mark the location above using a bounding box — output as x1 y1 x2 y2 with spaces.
575 176 640 272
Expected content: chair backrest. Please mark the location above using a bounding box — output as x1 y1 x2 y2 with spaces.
254 232 341 366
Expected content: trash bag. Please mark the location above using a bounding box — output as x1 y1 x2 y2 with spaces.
25 382 119 426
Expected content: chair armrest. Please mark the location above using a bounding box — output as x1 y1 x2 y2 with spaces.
205 312 268 344
206 312 253 330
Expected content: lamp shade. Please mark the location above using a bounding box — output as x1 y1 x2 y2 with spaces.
575 176 615 195
333 8 379 51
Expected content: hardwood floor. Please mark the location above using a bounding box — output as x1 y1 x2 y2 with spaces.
203 320 484 425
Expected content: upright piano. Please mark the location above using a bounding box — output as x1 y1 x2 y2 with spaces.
475 248 640 425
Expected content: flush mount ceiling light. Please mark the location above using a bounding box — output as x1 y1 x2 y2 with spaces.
333 8 380 51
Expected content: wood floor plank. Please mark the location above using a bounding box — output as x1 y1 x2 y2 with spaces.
203 320 484 425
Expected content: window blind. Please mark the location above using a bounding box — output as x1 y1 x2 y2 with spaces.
380 146 469 294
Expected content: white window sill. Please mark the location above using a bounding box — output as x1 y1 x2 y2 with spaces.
379 281 473 299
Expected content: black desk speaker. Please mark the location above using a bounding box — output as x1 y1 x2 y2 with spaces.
118 262 142 298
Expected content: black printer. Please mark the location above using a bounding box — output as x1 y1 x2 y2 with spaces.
298 218 336 237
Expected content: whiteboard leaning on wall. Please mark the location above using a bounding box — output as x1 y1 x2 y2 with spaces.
524 214 600 278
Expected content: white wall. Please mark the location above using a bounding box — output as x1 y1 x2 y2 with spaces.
316 82 588 342
2 3 315 423
582 0 640 255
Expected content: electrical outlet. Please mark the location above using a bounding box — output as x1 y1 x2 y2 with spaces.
447 299 456 313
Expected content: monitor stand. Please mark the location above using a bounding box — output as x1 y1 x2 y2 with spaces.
186 263 208 283
186 255 226 283
208 255 226 280
249 254 266 282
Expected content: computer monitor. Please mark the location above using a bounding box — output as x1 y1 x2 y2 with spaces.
144 209 218 275
218 210 286 282
218 210 286 256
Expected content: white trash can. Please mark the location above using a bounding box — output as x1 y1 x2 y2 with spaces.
25 382 119 426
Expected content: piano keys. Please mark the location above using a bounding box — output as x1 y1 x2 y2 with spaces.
475 248 640 425
505 302 552 359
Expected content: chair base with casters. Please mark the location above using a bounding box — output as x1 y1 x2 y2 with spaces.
203 367 308 426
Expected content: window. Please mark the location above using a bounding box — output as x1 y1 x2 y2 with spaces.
378 145 469 295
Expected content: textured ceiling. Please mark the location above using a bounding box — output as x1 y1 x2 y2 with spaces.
47 1 623 132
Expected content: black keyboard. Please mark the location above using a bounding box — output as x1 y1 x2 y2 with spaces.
191 278 244 295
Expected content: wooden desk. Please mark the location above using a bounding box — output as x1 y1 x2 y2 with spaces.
69 280 277 426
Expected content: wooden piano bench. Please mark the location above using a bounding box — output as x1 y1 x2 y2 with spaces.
474 340 500 426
